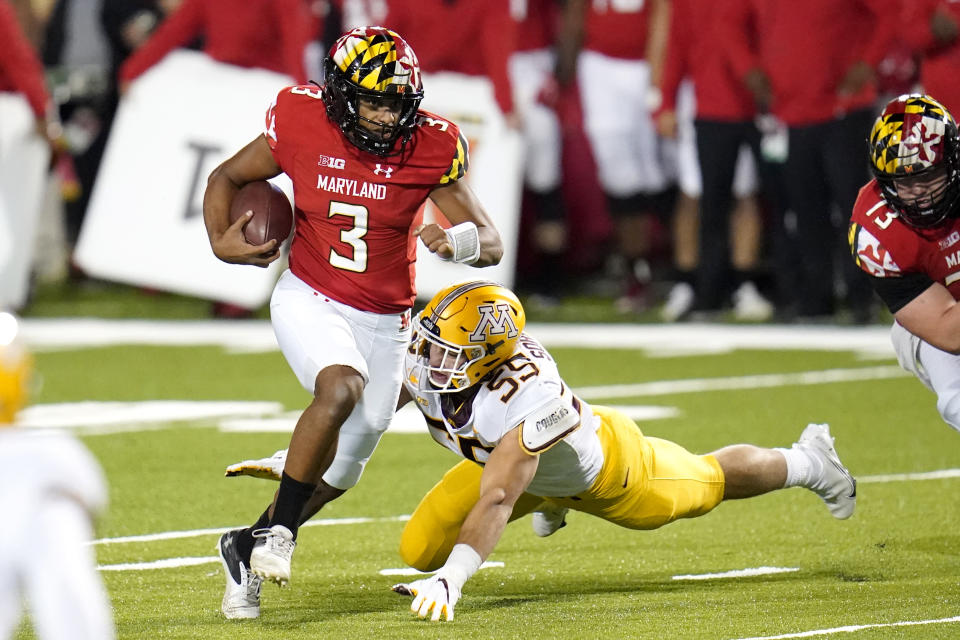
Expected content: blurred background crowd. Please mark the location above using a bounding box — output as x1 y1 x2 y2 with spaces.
1 0 955 324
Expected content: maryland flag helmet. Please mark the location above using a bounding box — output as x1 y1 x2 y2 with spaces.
406 281 526 394
869 93 960 228
0 312 32 425
322 26 424 156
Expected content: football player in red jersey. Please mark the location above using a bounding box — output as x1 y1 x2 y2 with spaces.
202 26 503 619
849 94 960 432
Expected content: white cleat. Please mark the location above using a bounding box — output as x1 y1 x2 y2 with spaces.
660 282 695 322
217 529 262 619
732 281 774 322
250 524 296 587
532 502 569 537
795 423 857 519
225 449 287 481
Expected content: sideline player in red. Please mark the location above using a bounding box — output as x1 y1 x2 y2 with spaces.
202 26 503 619
849 93 960 432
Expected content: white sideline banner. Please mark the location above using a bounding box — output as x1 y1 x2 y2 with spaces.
0 94 49 309
75 55 521 307
75 51 294 308
415 71 521 298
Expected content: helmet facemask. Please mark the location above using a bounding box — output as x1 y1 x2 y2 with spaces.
870 94 960 229
407 321 487 393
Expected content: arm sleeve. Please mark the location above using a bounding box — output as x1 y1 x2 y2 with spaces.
869 271 936 314
119 0 204 83
0 1 51 118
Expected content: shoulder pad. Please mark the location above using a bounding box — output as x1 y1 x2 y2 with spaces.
519 397 580 453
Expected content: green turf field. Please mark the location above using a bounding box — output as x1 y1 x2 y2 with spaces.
13 327 960 639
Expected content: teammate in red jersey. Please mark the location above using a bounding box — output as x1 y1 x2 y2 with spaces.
202 26 503 619
849 93 960 432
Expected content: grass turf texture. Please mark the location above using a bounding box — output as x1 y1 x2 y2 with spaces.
14 341 960 639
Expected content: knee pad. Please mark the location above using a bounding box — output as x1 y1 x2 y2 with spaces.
936 388 960 433
399 461 483 571
321 431 385 490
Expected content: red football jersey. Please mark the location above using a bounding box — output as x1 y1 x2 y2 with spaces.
584 0 649 60
265 85 469 313
849 180 960 304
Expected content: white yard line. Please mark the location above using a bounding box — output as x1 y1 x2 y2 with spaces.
732 616 960 640
91 514 410 545
19 318 895 357
99 557 220 571
18 366 907 432
672 567 798 581
378 561 504 577
576 365 908 399
90 465 960 572
859 468 960 483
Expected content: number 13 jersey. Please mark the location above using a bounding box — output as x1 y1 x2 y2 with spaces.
849 179 960 312
265 84 469 313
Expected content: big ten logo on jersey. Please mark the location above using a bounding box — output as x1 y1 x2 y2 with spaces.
318 155 345 170
939 230 960 251
470 303 519 341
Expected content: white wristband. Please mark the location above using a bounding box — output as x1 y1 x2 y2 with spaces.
438 543 483 590
444 222 481 264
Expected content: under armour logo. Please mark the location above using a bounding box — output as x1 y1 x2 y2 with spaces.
374 164 394 179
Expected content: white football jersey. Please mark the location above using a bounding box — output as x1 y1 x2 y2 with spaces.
403 334 604 496
0 429 108 519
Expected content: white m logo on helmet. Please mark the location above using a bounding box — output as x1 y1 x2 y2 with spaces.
469 303 519 342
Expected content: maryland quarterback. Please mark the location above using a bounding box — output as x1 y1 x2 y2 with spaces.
203 27 503 619
228 281 857 622
849 94 960 432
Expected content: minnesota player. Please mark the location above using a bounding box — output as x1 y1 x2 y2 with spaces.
229 281 857 623
389 281 855 621
203 26 503 619
849 93 960 432
0 312 115 639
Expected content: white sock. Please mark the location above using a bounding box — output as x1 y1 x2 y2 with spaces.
775 446 824 489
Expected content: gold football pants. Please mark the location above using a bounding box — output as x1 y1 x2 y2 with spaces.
398 405 725 571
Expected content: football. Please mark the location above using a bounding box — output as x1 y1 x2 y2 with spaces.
228 181 293 247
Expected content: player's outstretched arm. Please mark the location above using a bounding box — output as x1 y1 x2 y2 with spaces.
894 281 960 354
203 134 283 267
393 429 538 622
419 181 503 267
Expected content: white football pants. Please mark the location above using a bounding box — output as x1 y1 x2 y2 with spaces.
891 320 960 432
270 270 410 489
